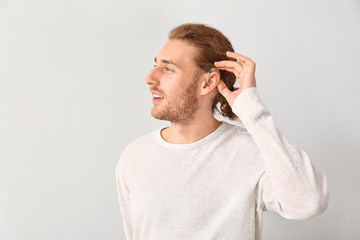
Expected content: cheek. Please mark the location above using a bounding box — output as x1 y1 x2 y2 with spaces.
163 75 189 97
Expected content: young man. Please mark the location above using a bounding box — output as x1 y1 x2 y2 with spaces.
115 23 329 240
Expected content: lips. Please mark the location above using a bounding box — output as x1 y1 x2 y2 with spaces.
152 94 164 99
151 91 164 99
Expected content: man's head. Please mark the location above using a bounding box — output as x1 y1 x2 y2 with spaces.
145 23 238 124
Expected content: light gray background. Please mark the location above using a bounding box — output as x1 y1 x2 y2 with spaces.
1 0 359 239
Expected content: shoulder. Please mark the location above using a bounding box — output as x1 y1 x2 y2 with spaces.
222 120 262 157
115 128 159 171
124 130 157 153
224 122 268 183
222 120 253 140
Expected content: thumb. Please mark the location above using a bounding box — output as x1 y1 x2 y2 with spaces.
217 79 232 99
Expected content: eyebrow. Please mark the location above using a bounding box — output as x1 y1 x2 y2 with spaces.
154 57 180 68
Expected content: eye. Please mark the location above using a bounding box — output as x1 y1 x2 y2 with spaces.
164 67 173 72
153 64 157 68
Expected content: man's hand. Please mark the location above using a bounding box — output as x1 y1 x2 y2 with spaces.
214 51 257 108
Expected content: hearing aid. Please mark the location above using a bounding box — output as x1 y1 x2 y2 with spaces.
204 67 220 88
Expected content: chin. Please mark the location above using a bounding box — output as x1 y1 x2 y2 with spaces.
151 109 164 120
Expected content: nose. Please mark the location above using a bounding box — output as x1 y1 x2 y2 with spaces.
145 67 160 86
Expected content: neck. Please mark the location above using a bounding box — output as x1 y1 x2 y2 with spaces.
161 112 222 144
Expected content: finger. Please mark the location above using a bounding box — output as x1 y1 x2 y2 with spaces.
215 65 239 78
215 61 243 79
214 60 243 72
226 51 255 67
217 79 232 99
215 66 244 87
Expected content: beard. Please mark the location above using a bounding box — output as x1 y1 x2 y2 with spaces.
151 81 199 125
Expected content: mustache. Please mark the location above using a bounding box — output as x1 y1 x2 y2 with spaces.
150 87 165 96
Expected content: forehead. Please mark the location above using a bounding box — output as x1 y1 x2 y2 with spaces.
156 39 198 68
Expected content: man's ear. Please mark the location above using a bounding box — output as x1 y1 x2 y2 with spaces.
200 70 220 96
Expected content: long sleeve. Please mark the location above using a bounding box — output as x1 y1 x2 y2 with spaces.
115 153 133 239
231 87 329 220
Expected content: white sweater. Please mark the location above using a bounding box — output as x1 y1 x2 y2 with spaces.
115 87 329 240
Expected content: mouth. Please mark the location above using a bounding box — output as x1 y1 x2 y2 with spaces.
152 93 164 103
152 94 164 99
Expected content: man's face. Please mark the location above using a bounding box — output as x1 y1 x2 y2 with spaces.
145 39 202 124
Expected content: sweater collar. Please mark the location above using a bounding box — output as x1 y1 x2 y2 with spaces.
155 121 228 150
